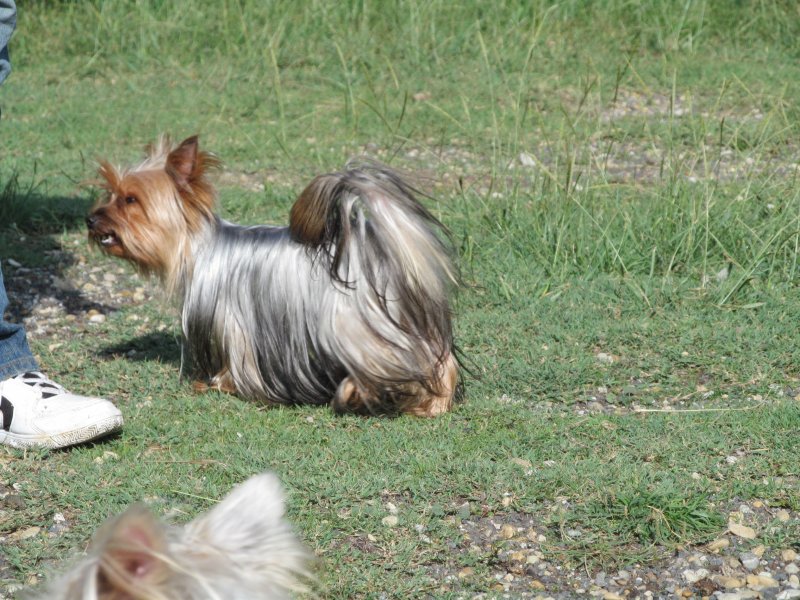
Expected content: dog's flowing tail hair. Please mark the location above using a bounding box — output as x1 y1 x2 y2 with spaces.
289 162 460 414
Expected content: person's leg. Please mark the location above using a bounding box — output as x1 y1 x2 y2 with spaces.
0 0 122 449
0 1 17 87
0 265 40 379
0 266 124 449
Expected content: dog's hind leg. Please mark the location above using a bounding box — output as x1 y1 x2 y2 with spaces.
332 353 459 417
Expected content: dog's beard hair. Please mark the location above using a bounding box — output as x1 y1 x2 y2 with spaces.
29 474 311 600
182 164 457 412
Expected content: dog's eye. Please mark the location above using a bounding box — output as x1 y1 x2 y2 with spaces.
125 196 137 204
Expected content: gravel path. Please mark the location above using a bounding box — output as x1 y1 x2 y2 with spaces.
425 498 800 599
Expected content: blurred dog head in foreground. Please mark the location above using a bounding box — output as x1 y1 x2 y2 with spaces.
30 473 311 600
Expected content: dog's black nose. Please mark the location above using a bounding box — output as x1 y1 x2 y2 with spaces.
86 215 98 229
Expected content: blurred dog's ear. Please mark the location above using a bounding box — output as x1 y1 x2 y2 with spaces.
183 473 311 592
91 505 170 594
187 473 289 549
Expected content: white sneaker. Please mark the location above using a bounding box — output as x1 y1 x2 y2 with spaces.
0 372 123 449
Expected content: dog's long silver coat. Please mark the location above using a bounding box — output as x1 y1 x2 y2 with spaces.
183 165 457 411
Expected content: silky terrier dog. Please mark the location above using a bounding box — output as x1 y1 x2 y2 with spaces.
30 473 310 600
87 136 459 416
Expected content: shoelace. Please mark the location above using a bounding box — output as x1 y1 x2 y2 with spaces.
13 372 67 399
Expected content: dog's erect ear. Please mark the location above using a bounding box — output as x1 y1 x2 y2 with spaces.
97 160 121 191
184 473 310 588
189 473 288 548
92 505 169 593
166 135 200 189
164 135 220 221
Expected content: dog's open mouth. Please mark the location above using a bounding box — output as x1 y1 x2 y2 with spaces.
92 231 120 248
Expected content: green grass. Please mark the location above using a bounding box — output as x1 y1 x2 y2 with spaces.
2 1 800 597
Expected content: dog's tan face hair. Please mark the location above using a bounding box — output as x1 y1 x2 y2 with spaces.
87 136 218 285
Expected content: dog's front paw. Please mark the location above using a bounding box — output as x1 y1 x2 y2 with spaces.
192 370 238 395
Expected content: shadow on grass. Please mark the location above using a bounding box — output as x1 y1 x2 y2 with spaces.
100 331 182 366
0 172 94 235
0 179 119 321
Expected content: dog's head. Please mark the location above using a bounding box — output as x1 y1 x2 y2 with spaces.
30 473 311 600
87 135 219 282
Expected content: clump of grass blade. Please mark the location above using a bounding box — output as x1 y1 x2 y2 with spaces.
583 490 725 546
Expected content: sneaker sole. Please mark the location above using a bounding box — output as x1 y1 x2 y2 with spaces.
0 415 124 450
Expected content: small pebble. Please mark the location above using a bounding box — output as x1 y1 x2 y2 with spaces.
713 575 744 589
8 526 40 541
740 552 760 571
708 537 730 551
729 521 757 539
682 568 709 583
746 573 778 588
499 524 516 539
381 515 398 527
565 528 582 538
596 352 615 364
457 567 473 579
717 592 760 600
529 580 545 590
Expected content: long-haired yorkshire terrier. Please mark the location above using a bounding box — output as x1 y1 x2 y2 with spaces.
87 136 459 416
30 473 311 600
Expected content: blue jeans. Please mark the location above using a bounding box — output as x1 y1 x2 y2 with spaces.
0 0 15 85
0 266 39 379
0 1 29 378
